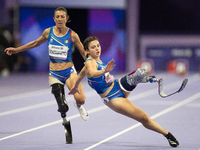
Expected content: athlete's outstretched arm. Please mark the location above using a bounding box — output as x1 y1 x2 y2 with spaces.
4 28 49 56
68 67 86 95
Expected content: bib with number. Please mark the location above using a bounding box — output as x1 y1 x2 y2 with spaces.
47 27 73 63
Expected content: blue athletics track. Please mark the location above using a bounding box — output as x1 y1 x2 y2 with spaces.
0 72 200 150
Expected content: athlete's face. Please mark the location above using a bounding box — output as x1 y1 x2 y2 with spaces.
88 40 101 58
53 10 68 28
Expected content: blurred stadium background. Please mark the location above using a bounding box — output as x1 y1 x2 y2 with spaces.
1 0 200 76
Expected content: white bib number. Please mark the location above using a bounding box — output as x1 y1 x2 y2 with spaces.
105 72 114 83
49 45 69 60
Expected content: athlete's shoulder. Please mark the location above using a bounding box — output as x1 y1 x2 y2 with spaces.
84 58 95 65
44 27 52 33
43 27 52 38
71 30 81 42
85 58 94 62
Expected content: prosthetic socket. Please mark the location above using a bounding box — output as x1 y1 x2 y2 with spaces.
51 83 69 113
120 68 147 92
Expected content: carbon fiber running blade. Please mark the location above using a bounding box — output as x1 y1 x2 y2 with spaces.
158 78 188 98
63 120 72 144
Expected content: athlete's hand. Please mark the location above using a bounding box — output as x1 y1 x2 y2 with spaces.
4 47 18 56
68 86 80 95
105 59 115 73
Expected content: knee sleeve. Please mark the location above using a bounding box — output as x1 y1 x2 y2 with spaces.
51 83 69 113
119 68 147 92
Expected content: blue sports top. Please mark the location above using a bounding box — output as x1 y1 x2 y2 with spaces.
85 58 114 94
47 27 74 63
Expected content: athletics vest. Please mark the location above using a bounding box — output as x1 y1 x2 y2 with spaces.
85 58 114 94
47 27 73 63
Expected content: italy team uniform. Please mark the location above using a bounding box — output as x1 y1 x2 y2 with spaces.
85 58 125 104
47 27 76 83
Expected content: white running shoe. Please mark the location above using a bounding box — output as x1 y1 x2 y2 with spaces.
73 101 89 121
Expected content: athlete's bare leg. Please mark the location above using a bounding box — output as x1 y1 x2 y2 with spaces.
66 72 88 121
106 97 168 135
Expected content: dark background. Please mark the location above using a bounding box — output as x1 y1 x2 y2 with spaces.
140 0 200 34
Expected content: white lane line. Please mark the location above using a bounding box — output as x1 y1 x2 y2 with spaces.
0 106 107 142
0 91 96 116
0 73 196 102
0 113 79 141
1 73 197 116
0 89 50 102
0 86 95 102
0 101 55 116
84 92 200 150
0 74 199 141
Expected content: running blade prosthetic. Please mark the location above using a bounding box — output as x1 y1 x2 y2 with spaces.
62 119 73 144
158 78 188 98
146 76 188 98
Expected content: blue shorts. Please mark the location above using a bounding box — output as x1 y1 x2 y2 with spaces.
49 66 76 84
102 79 126 104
